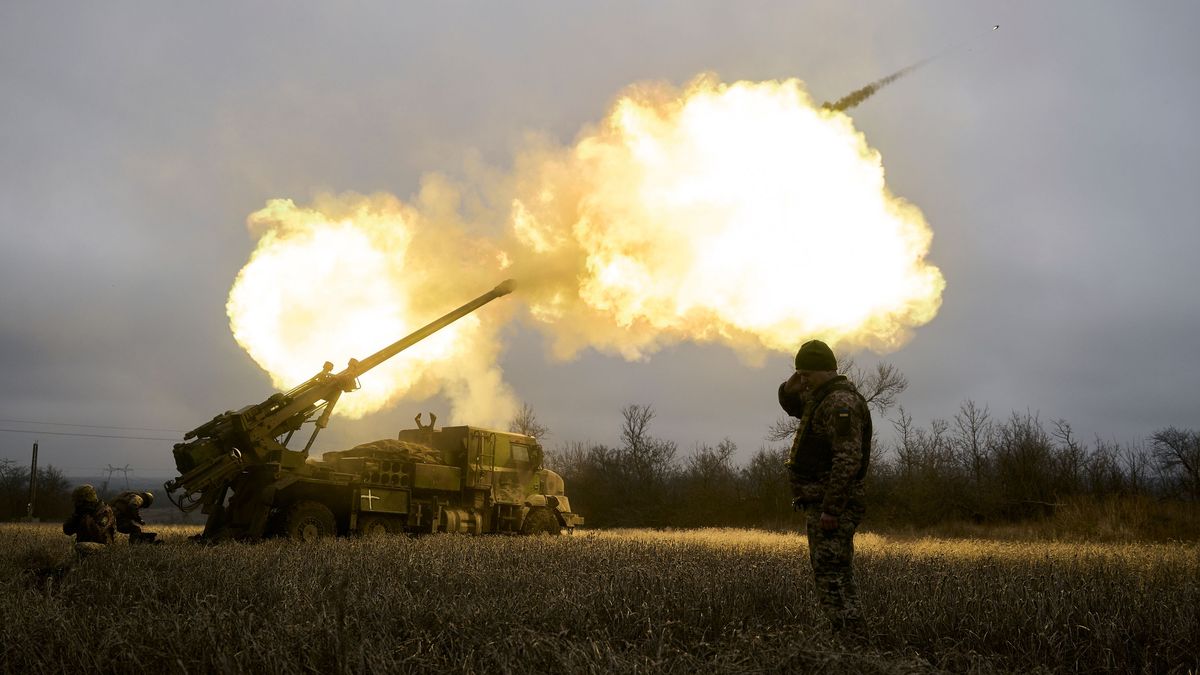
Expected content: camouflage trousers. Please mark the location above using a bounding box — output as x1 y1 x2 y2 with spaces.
803 499 866 627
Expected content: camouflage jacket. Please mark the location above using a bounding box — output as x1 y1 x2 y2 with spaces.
780 376 872 517
111 492 146 525
63 503 116 544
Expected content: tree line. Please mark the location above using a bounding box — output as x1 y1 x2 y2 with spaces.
0 458 71 521
512 362 1200 534
6 367 1196 533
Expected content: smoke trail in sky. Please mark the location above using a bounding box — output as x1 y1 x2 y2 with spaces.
821 60 931 112
822 24 999 112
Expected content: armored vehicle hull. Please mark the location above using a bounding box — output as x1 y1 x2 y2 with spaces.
268 424 582 539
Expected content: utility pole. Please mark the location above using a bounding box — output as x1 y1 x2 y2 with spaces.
26 441 38 520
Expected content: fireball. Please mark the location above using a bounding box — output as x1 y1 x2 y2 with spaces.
226 74 943 421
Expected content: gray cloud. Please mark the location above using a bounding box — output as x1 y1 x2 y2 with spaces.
3 2 1198 479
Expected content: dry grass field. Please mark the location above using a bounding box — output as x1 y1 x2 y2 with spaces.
1 523 1196 674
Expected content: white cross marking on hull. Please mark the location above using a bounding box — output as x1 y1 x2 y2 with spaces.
361 489 381 511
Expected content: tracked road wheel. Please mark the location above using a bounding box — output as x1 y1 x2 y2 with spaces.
357 514 401 537
284 500 336 541
522 507 561 536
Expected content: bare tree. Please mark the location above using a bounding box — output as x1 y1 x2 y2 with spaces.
1119 441 1153 494
993 410 1060 516
619 404 678 486
843 360 909 414
1052 418 1085 494
952 399 993 486
1151 427 1200 500
1085 437 1133 496
0 459 71 520
508 401 550 439
928 417 951 466
766 417 800 443
740 445 792 519
891 406 920 476
620 404 654 451
686 438 737 488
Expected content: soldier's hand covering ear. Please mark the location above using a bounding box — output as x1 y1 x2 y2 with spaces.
783 371 806 397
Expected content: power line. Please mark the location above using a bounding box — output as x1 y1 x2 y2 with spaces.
0 428 180 442
4 463 178 473
0 418 186 434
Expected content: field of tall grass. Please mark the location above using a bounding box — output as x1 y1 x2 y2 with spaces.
2 523 1196 673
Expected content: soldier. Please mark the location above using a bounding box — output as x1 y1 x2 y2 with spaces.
779 339 872 637
62 484 116 551
110 490 159 544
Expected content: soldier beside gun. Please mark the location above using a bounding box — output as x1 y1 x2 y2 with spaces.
62 484 116 554
63 485 160 550
110 490 159 544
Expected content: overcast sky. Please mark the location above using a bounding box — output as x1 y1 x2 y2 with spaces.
2 2 1198 480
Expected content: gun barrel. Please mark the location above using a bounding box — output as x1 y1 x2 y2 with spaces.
346 279 515 377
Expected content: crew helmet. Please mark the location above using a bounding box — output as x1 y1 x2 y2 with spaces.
72 484 99 505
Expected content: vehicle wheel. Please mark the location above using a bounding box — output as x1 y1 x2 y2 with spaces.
521 506 561 535
357 514 400 537
284 500 336 541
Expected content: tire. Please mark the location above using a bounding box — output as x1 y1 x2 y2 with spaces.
521 506 562 536
283 500 336 541
357 514 400 537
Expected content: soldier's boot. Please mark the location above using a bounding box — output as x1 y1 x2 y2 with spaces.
131 531 160 544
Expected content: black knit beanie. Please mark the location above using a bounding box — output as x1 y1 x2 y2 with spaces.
794 340 837 371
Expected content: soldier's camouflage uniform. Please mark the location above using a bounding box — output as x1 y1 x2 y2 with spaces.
779 375 872 631
62 501 116 545
111 491 157 543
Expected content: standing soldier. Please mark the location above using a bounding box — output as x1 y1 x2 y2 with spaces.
62 484 116 552
778 340 872 637
111 491 159 544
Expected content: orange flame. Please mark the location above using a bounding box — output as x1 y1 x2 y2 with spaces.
505 75 943 363
226 75 944 423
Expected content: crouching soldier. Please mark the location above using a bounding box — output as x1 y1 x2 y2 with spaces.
111 491 159 544
63 484 116 554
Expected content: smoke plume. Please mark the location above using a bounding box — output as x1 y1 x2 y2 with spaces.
821 59 930 112
824 24 999 112
227 74 945 426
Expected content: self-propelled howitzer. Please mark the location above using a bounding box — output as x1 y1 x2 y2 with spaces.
166 279 516 540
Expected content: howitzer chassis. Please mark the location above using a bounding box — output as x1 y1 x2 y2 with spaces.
265 421 580 539
165 280 583 540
